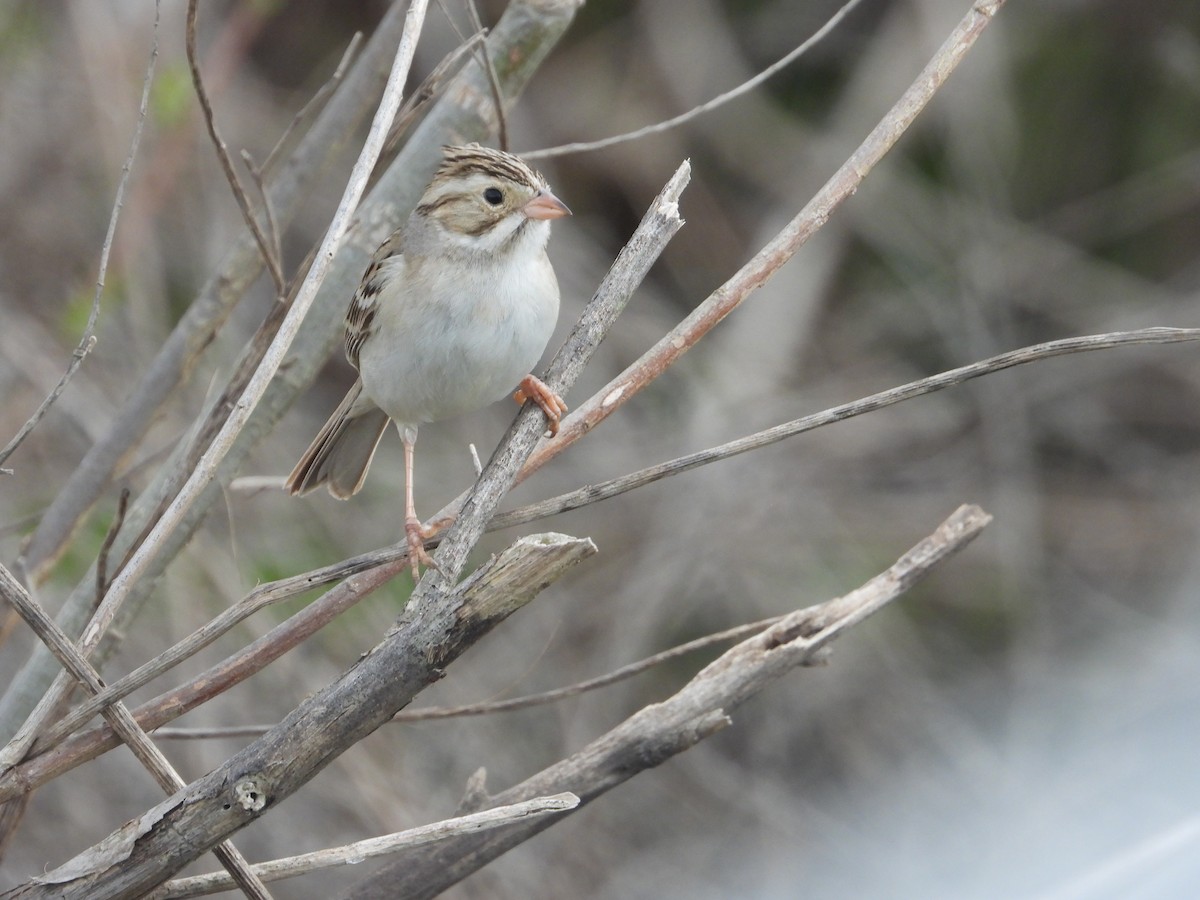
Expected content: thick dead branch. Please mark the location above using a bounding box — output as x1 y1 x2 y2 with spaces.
12 534 595 899
341 505 992 899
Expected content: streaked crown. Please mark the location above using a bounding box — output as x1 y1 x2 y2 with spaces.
413 144 558 246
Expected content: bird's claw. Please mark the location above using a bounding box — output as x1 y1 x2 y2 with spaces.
514 374 568 437
405 516 440 580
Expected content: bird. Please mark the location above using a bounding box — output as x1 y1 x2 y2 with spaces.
285 143 570 578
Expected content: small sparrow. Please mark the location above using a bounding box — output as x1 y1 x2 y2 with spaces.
286 144 570 577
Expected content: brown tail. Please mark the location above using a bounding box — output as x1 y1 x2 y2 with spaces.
285 381 390 499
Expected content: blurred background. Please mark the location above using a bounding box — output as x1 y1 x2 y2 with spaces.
2 0 1200 896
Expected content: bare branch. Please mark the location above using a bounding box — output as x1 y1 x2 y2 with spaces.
239 150 283 274
150 616 784 739
0 0 160 471
2 0 586 753
258 32 363 176
35 320 1186 758
13 157 688 764
157 793 579 898
10 1 421 590
94 488 130 605
186 0 286 296
381 31 486 162
523 0 867 160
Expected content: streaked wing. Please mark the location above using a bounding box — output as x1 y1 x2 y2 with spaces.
345 229 403 369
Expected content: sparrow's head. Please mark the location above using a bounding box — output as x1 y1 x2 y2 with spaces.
414 144 570 256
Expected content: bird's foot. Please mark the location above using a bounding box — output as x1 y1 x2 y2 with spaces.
513 375 568 437
405 516 440 580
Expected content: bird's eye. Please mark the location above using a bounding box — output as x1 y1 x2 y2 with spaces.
483 187 504 205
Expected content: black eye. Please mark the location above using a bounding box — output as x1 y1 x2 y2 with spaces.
483 187 504 205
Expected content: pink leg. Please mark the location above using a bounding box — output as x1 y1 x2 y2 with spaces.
402 431 438 579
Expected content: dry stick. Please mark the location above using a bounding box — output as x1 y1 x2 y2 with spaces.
186 0 285 296
0 0 161 472
0 566 274 900
14 534 595 898
379 31 485 163
259 31 363 177
0 0 432 777
522 0 867 161
239 150 282 273
466 0 508 152
152 617 786 739
94 488 131 604
32 322 1185 756
155 793 580 899
351 505 993 899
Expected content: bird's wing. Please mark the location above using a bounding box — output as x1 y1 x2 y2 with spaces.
345 229 404 370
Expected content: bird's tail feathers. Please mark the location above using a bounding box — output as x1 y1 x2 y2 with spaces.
284 382 389 499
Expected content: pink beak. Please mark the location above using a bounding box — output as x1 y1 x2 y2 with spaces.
523 190 571 220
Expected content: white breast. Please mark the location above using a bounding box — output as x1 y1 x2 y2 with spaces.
358 240 560 427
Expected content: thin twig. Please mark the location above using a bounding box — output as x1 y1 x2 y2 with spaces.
95 488 131 605
382 30 486 162
259 31 363 176
392 616 785 720
187 0 286 296
466 0 507 151
151 616 785 738
0 564 275 899
155 793 579 898
240 150 283 274
523 0 867 160
0 0 161 470
487 328 1200 530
